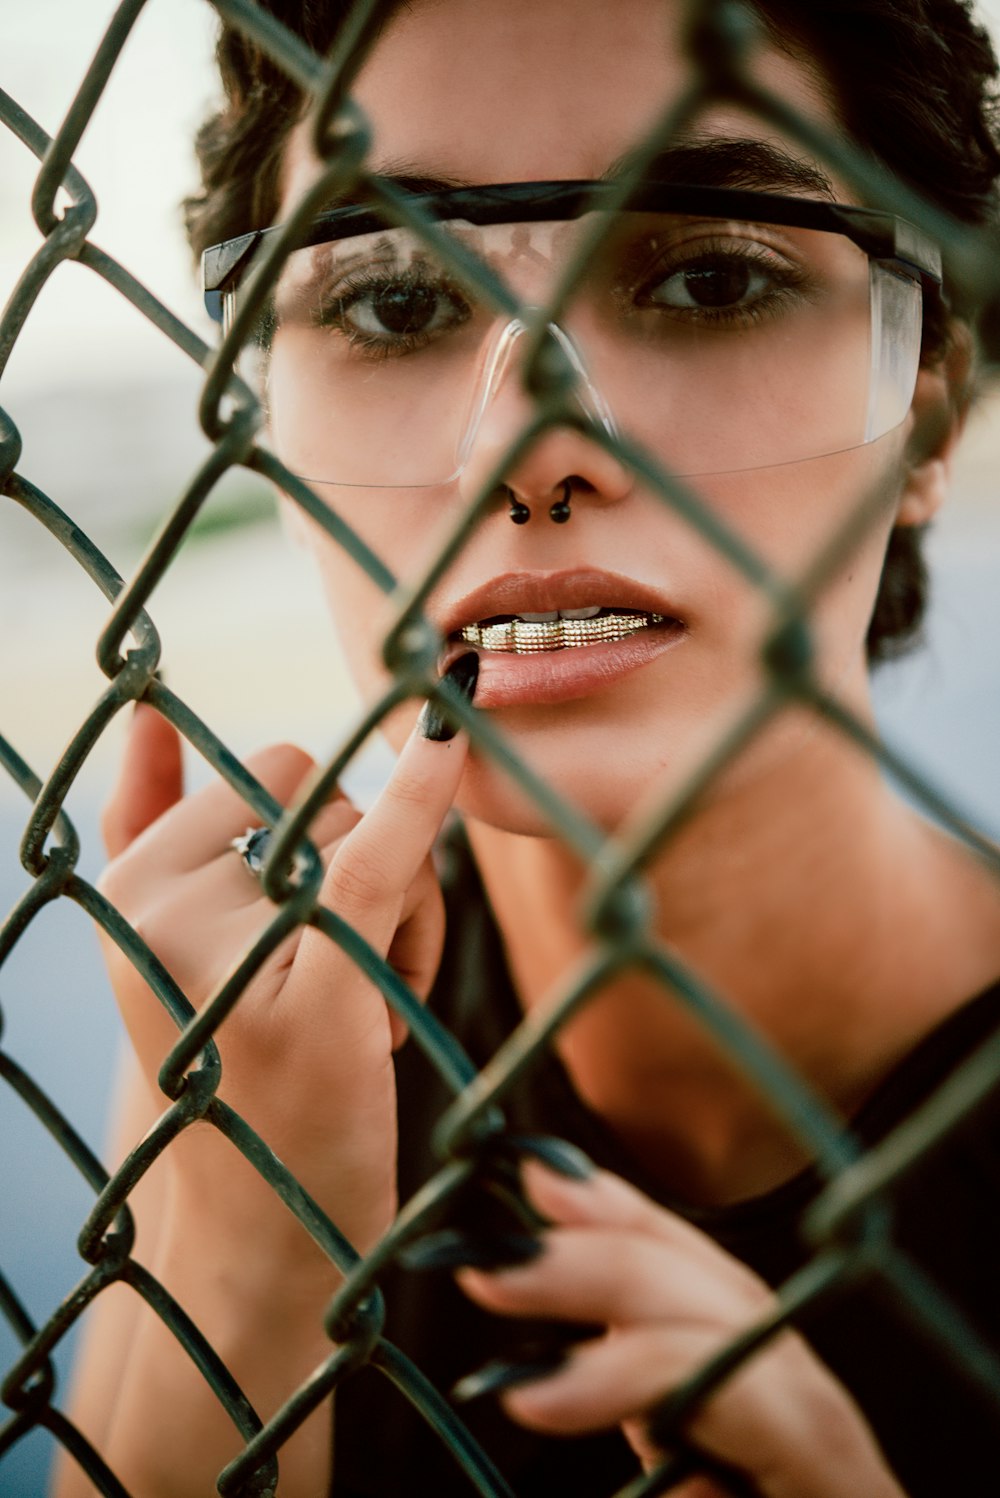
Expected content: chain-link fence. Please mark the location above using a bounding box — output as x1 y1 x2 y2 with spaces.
3 0 1000 1493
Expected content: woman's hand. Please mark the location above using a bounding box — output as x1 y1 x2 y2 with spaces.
455 1158 906 1498
63 673 473 1498
98 682 471 1257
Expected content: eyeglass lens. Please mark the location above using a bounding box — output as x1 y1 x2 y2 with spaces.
238 210 923 488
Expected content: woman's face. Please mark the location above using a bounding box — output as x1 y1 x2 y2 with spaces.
275 0 940 834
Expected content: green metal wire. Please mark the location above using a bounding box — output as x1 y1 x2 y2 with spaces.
2 0 999 1494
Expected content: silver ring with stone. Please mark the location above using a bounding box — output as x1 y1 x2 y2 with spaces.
230 825 273 879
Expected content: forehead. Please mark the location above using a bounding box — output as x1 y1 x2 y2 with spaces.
282 0 840 202
280 0 842 207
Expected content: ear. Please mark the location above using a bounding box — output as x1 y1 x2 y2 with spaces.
896 324 973 527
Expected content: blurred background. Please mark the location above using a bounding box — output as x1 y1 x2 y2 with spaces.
2 1 1000 1491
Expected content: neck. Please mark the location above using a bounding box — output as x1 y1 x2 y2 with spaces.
466 709 1000 1205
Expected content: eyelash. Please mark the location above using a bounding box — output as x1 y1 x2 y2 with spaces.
315 266 472 359
635 237 811 326
307 235 811 360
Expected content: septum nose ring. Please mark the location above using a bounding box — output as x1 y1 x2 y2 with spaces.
507 480 573 525
478 321 613 528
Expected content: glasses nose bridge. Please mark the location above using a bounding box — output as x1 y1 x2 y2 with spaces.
459 313 618 472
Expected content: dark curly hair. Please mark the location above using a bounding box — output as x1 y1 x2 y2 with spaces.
183 0 1000 664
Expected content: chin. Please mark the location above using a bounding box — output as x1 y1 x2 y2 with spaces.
458 741 651 840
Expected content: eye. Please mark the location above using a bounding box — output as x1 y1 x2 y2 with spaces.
636 240 806 324
328 270 471 352
646 251 782 312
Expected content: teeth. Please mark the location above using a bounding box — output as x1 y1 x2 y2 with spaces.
504 607 605 624
460 611 667 654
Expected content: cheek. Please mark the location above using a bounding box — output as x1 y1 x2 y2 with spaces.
694 434 906 572
299 488 456 700
692 434 907 666
316 559 387 688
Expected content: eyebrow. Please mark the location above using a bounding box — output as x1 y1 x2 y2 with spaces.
604 136 837 198
333 136 837 208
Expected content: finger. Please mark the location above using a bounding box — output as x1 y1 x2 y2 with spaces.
384 858 446 1048
496 1322 719 1435
102 705 184 857
98 764 360 1007
122 873 298 1005
144 792 376 1009
210 792 363 896
275 679 472 1064
166 742 321 870
286 732 467 1039
106 743 331 886
387 857 445 994
224 822 444 1050
457 1225 768 1327
156 797 371 998
497 1322 842 1497
308 687 473 951
518 1160 762 1293
183 806 442 1050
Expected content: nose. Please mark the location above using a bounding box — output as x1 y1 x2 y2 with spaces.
458 319 633 520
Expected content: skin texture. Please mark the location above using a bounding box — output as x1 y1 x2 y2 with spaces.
278 0 941 833
63 707 470 1496
459 1160 908 1498
279 0 998 1199
56 2 1000 1496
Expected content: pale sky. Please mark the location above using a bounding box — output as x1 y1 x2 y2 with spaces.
4 0 1000 395
2 0 220 393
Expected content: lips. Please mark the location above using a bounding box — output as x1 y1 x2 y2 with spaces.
438 568 687 707
442 568 682 639
460 609 668 654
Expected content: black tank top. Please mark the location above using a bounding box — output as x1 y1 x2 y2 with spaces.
333 825 1000 1496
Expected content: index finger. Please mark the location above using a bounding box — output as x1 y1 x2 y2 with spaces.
102 705 184 858
311 652 479 939
457 1224 762 1328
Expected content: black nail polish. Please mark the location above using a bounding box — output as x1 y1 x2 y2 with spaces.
418 651 480 742
452 1348 571 1404
398 1228 543 1273
505 1135 596 1182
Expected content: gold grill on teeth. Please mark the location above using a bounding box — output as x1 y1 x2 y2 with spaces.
459 611 666 654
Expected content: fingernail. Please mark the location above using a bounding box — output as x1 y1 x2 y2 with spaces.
398 1228 543 1272
418 651 480 742
452 1349 571 1403
133 669 166 715
507 1135 596 1182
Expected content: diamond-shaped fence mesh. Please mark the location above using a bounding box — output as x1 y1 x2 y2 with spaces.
3 0 1000 1494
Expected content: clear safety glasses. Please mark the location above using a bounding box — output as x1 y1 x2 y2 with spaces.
203 181 942 488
